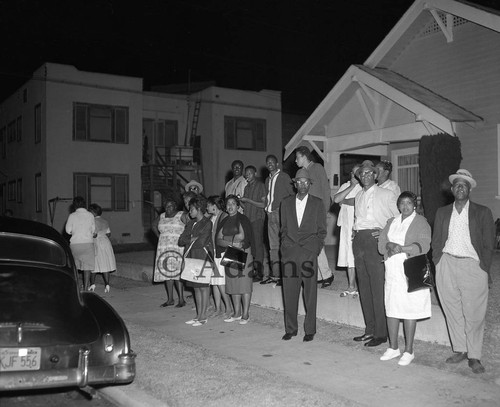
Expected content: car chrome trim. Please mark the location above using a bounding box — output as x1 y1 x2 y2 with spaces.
78 347 90 387
16 323 22 344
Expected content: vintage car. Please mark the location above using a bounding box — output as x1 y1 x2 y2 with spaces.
0 217 136 391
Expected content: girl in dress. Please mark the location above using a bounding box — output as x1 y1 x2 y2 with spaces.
153 198 186 307
88 203 116 293
178 196 214 326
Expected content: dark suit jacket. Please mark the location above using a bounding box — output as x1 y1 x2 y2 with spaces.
280 194 327 257
432 200 494 274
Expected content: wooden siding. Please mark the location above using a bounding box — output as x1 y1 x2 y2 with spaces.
387 21 500 218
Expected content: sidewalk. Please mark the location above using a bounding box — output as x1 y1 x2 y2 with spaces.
101 282 500 407
115 246 450 345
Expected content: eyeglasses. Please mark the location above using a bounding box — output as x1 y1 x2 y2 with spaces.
295 180 310 185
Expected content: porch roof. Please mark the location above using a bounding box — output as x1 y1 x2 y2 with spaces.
284 64 482 159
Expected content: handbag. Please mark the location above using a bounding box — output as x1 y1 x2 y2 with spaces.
180 239 214 284
220 236 247 270
403 253 434 293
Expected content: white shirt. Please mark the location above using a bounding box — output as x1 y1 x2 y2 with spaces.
443 200 479 261
65 208 95 244
295 194 309 227
265 169 280 213
378 179 401 197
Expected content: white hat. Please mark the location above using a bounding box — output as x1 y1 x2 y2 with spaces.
185 180 203 193
449 169 477 189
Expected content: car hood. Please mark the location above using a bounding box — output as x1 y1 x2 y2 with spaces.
0 264 100 346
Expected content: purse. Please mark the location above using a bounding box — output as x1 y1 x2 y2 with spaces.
220 237 247 270
403 253 434 293
180 239 214 284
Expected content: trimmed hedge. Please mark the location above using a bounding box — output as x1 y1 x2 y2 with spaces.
419 133 462 227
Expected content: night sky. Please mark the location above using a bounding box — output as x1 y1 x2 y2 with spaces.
0 0 498 113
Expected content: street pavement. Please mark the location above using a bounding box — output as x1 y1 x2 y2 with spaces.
99 279 500 407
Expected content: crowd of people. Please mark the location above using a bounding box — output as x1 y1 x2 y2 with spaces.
151 150 494 374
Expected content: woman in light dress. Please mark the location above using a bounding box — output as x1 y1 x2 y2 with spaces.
88 203 116 293
153 198 186 307
333 164 362 298
207 195 232 317
378 191 432 366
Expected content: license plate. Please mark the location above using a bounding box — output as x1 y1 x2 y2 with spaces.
0 347 41 371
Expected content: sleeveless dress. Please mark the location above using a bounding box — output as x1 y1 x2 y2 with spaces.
153 212 185 282
219 215 253 295
93 216 116 274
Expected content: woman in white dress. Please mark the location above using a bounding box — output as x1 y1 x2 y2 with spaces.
89 203 116 293
378 191 432 366
334 164 362 297
153 198 186 307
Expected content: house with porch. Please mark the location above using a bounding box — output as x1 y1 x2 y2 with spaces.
0 63 282 243
285 0 500 220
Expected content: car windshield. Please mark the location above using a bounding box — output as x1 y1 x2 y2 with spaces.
0 232 67 267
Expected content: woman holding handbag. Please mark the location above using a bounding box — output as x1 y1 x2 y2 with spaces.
178 196 214 327
207 195 232 318
378 191 432 366
216 195 254 324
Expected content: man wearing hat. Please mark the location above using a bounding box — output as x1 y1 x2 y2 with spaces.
185 180 203 195
280 168 326 342
432 169 494 374
352 160 399 347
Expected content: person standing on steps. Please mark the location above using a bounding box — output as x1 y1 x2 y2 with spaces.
295 146 334 288
352 160 399 348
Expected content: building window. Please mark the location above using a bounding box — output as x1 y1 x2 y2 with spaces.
0 127 5 158
16 116 22 142
7 120 16 143
224 116 266 151
34 104 41 144
74 103 129 143
74 173 129 211
35 173 42 212
7 180 15 201
16 178 22 203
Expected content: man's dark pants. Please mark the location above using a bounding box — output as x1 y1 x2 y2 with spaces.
353 230 387 339
281 247 318 336
251 218 265 278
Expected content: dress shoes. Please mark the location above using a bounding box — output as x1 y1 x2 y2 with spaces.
445 352 468 364
321 275 334 288
282 333 297 341
364 337 387 347
468 359 485 374
260 277 274 285
303 334 315 342
274 280 282 287
353 334 374 342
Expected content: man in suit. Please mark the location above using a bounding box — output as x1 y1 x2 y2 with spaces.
295 146 334 288
432 169 494 374
280 168 327 342
352 160 399 347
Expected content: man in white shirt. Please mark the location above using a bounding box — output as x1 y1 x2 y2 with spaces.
280 168 326 342
432 169 494 374
352 160 399 347
375 160 401 197
225 160 247 198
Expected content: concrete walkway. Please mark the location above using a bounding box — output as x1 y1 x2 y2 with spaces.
115 246 450 345
103 282 500 407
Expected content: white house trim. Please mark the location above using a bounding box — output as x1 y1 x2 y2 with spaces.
366 0 500 67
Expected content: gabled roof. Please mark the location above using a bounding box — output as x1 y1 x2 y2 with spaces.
284 64 481 158
285 0 498 158
365 0 500 68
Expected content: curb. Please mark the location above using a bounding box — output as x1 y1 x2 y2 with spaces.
99 384 168 407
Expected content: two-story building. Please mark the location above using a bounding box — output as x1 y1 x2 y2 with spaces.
0 63 282 243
